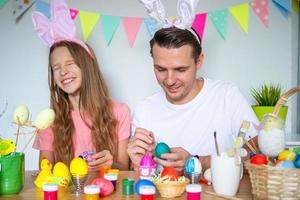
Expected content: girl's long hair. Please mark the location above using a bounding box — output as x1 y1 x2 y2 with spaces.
49 41 117 166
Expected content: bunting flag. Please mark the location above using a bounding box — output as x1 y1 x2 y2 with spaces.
292 0 299 13
101 15 121 45
35 0 50 18
229 3 249 33
273 0 292 12
70 8 79 20
122 17 143 47
250 0 269 28
0 0 7 9
192 13 207 40
144 17 158 38
79 11 101 42
209 9 229 40
272 0 289 19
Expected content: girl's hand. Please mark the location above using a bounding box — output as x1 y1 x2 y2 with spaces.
88 150 113 170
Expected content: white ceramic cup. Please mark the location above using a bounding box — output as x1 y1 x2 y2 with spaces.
211 152 243 196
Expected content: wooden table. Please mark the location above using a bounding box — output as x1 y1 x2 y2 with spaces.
0 171 253 199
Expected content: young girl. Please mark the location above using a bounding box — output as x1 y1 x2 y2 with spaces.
33 40 130 170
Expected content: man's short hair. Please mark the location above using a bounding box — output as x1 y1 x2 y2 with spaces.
150 27 202 62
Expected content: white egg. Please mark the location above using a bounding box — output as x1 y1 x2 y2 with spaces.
34 108 55 130
204 168 212 182
13 105 29 125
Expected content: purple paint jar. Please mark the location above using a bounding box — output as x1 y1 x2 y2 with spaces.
104 173 118 191
43 183 58 200
186 184 202 200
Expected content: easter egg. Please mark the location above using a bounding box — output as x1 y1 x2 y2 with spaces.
135 179 154 195
70 157 88 176
53 162 70 177
278 150 295 161
250 154 267 165
13 105 29 125
185 156 202 175
155 142 170 160
294 155 300 168
34 108 55 130
92 177 114 197
276 160 295 168
161 167 178 181
203 168 212 182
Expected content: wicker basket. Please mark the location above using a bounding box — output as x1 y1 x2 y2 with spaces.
246 86 300 200
154 179 190 198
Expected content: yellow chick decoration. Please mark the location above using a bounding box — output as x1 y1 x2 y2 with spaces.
70 157 88 176
0 139 16 155
34 158 53 188
52 162 71 188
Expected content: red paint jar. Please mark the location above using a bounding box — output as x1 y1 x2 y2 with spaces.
43 184 58 200
140 185 155 200
186 184 202 200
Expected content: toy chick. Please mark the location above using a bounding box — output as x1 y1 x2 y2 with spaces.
0 139 16 156
34 158 53 188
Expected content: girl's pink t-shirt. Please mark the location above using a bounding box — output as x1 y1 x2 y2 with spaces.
33 101 131 157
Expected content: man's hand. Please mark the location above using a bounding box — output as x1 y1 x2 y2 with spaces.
127 128 155 170
88 150 113 170
154 147 191 172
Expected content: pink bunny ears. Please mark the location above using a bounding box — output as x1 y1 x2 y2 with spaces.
32 0 91 55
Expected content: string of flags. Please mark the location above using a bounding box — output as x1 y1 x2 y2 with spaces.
0 0 299 47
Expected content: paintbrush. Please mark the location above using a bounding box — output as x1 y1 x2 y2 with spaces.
214 131 220 156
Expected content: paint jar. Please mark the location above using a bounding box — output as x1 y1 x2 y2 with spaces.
84 185 100 200
42 183 58 200
186 184 202 200
140 185 155 200
122 178 134 195
104 173 118 190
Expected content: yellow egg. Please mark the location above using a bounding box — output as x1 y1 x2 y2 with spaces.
53 162 70 177
70 157 88 176
34 108 55 130
278 150 295 161
13 105 29 125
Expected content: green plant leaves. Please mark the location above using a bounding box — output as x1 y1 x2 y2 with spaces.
251 83 282 106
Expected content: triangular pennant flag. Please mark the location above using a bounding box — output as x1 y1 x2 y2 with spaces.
79 11 101 42
70 8 79 20
272 0 289 19
0 0 7 9
229 3 249 33
292 0 299 13
250 0 269 28
208 9 229 40
122 17 143 47
273 0 292 12
35 0 50 18
101 15 121 45
144 17 158 38
192 13 207 40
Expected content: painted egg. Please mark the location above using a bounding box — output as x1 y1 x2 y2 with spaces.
250 154 268 165
185 156 202 175
13 105 29 125
53 162 70 177
203 168 211 182
135 179 154 195
92 177 114 197
70 157 88 176
278 150 295 161
276 160 295 168
294 154 300 168
161 167 178 181
34 108 55 130
155 142 170 160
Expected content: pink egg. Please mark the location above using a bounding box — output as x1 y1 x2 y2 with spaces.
91 177 114 197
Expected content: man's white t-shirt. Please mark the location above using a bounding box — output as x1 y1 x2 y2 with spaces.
132 78 259 156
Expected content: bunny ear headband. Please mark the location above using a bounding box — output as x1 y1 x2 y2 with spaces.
139 0 199 34
32 0 91 55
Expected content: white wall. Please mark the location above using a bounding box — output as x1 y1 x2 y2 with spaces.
0 0 298 170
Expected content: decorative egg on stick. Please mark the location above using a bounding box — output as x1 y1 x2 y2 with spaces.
13 105 29 153
139 154 155 180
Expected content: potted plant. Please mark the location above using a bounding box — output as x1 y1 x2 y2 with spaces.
251 83 288 122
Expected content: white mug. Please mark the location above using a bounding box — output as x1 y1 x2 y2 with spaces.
211 152 243 196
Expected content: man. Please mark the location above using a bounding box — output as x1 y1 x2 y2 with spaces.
127 27 258 173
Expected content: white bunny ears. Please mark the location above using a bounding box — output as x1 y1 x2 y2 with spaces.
139 0 199 30
32 0 91 55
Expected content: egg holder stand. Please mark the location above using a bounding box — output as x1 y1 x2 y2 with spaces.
245 86 300 200
70 173 87 195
